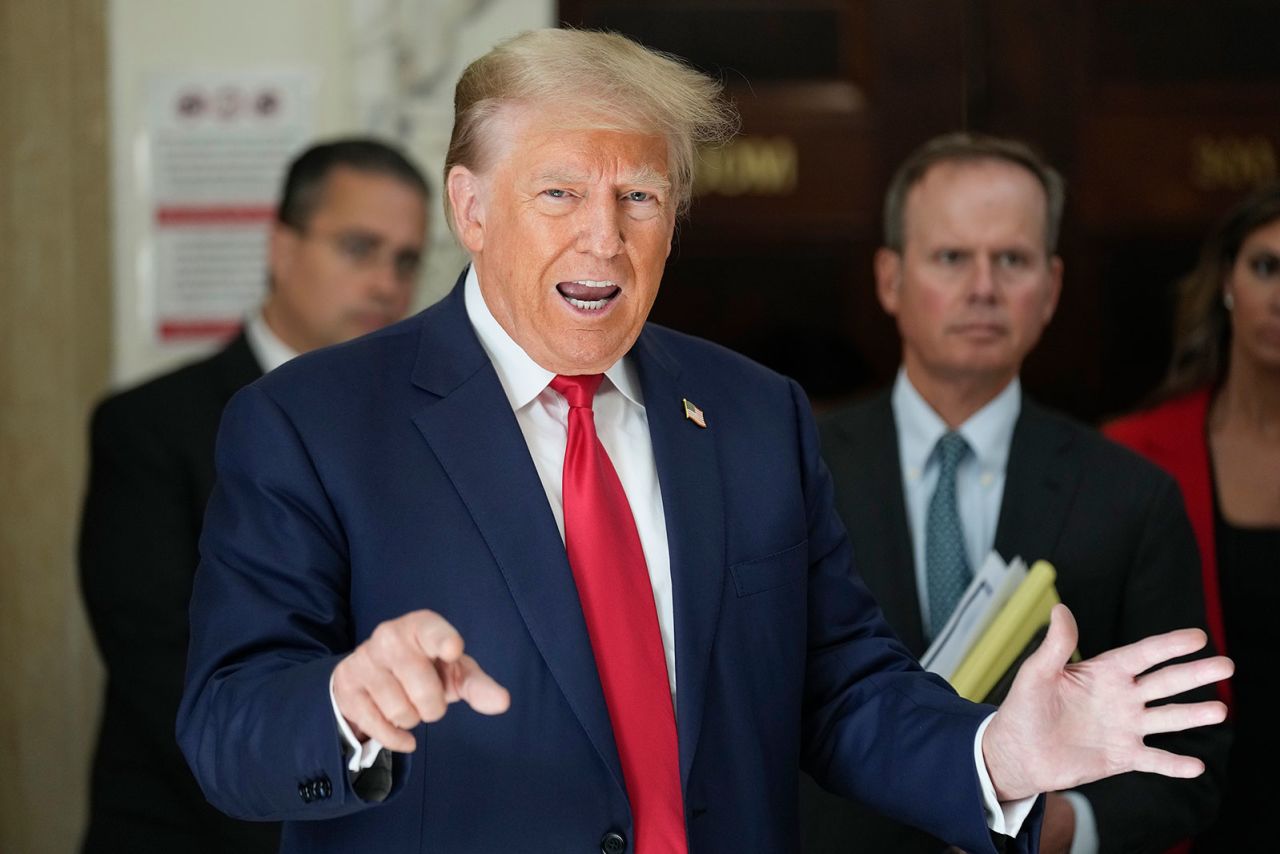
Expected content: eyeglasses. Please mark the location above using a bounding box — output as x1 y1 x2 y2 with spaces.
299 228 423 283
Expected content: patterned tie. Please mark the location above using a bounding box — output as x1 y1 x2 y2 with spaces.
551 374 687 854
926 431 972 638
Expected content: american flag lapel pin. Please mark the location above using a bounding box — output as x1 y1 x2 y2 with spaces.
682 398 707 428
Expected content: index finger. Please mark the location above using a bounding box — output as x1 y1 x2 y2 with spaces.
1106 627 1209 675
410 610 465 662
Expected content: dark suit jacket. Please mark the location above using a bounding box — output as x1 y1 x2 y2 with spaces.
177 278 1042 854
79 333 281 854
800 389 1230 854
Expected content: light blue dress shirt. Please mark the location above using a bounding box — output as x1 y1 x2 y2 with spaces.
890 369 1098 854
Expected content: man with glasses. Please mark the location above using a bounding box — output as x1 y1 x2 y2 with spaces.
79 138 429 854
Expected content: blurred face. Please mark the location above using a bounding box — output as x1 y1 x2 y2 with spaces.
266 166 427 353
447 105 676 374
877 158 1062 399
1225 217 1280 371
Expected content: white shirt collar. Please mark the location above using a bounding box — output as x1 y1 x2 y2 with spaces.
244 307 300 374
891 368 1020 475
463 265 644 410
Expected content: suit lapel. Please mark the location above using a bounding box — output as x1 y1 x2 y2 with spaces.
408 282 625 793
994 398 1079 564
856 395 927 656
632 330 726 789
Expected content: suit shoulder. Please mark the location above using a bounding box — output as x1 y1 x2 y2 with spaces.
1103 389 1209 448
92 345 242 435
254 313 422 403
1023 400 1178 490
818 391 889 439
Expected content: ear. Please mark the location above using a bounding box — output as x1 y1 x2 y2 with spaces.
447 165 486 254
267 222 299 292
874 247 904 317
1043 255 1064 324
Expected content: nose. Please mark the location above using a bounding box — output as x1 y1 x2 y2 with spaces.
576 194 624 259
967 256 998 302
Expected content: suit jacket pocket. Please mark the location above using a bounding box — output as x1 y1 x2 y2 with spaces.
729 540 807 597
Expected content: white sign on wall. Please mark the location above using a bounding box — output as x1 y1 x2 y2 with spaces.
143 70 316 342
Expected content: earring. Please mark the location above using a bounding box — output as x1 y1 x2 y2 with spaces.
1223 292 1235 311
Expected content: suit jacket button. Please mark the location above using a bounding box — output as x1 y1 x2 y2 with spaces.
298 782 312 803
318 777 332 799
600 831 626 853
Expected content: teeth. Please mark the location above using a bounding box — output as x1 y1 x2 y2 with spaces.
567 296 610 310
571 280 616 288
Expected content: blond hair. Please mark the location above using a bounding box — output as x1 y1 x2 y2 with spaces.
444 28 738 222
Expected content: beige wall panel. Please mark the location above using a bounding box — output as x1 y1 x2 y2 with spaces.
0 1 111 852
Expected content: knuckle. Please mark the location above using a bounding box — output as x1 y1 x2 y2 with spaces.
420 696 448 722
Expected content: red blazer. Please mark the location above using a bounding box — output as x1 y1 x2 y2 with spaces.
1104 388 1231 706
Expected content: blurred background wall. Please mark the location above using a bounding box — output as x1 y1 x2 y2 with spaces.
1 1 1277 852
2 2 110 852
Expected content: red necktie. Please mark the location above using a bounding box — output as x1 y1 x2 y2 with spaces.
551 374 687 854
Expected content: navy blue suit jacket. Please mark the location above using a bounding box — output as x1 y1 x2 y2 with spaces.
178 278 1041 853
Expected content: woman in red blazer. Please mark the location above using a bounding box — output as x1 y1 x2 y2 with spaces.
1105 182 1280 851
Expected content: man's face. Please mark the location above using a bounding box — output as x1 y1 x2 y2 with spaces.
266 165 427 353
448 105 676 375
877 158 1062 396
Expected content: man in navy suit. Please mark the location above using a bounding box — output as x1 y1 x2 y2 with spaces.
178 29 1230 854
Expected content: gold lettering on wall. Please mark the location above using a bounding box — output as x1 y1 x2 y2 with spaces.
696 136 799 196
1190 134 1277 191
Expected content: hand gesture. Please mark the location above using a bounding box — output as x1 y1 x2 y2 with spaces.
982 604 1232 802
332 610 510 752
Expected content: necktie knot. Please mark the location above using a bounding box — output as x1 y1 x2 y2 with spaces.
550 373 604 409
935 431 969 473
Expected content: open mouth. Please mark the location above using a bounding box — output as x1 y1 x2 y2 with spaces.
556 280 621 311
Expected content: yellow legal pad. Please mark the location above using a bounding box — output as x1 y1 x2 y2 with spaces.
949 560 1060 703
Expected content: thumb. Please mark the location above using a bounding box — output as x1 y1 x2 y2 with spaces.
1025 603 1078 677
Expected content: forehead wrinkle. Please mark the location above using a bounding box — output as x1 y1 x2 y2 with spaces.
531 163 671 192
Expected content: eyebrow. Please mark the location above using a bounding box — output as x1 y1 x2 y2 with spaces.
533 167 672 192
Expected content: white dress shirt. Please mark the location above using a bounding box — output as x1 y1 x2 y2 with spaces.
892 369 1097 853
244 307 299 374
462 265 678 699
892 368 1019 634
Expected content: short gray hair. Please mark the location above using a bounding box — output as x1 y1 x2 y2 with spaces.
883 132 1066 254
443 28 738 223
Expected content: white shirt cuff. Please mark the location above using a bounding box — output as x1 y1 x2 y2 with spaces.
1061 790 1099 854
974 713 1038 837
328 671 386 773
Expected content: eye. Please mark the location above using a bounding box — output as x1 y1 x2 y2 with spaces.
996 251 1030 269
624 190 654 203
542 188 570 199
1248 252 1280 278
335 234 377 262
935 249 965 265
393 250 423 281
